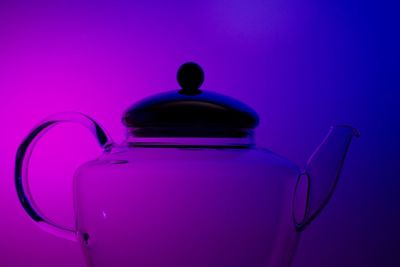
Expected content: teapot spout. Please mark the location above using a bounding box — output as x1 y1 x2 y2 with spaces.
294 126 360 231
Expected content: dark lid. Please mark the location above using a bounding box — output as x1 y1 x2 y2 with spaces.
122 62 259 137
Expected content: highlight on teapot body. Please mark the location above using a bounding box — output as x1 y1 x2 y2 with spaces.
0 1 397 267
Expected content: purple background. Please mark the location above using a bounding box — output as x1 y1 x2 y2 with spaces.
0 1 399 266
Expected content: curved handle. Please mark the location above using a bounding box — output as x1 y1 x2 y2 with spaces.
293 125 360 231
15 112 113 241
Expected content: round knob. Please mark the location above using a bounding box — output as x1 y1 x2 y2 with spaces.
177 62 204 95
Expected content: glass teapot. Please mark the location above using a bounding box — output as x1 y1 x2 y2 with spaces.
15 63 359 267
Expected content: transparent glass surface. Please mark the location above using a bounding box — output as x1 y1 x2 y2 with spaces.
74 146 301 267
15 112 358 267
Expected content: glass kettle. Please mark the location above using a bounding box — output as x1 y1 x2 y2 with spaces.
15 63 359 267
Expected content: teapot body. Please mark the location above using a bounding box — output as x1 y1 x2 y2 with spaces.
15 64 359 267
74 145 301 267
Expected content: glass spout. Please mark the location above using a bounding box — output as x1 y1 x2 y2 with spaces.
294 125 360 231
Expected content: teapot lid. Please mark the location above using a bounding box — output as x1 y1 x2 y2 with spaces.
122 62 259 137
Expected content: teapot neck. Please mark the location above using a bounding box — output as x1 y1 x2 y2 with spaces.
126 132 255 149
127 126 252 138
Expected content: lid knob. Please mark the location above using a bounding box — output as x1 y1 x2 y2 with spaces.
177 62 204 95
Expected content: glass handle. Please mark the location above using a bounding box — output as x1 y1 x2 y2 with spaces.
15 112 113 241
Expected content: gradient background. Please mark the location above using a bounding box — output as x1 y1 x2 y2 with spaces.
0 1 399 266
